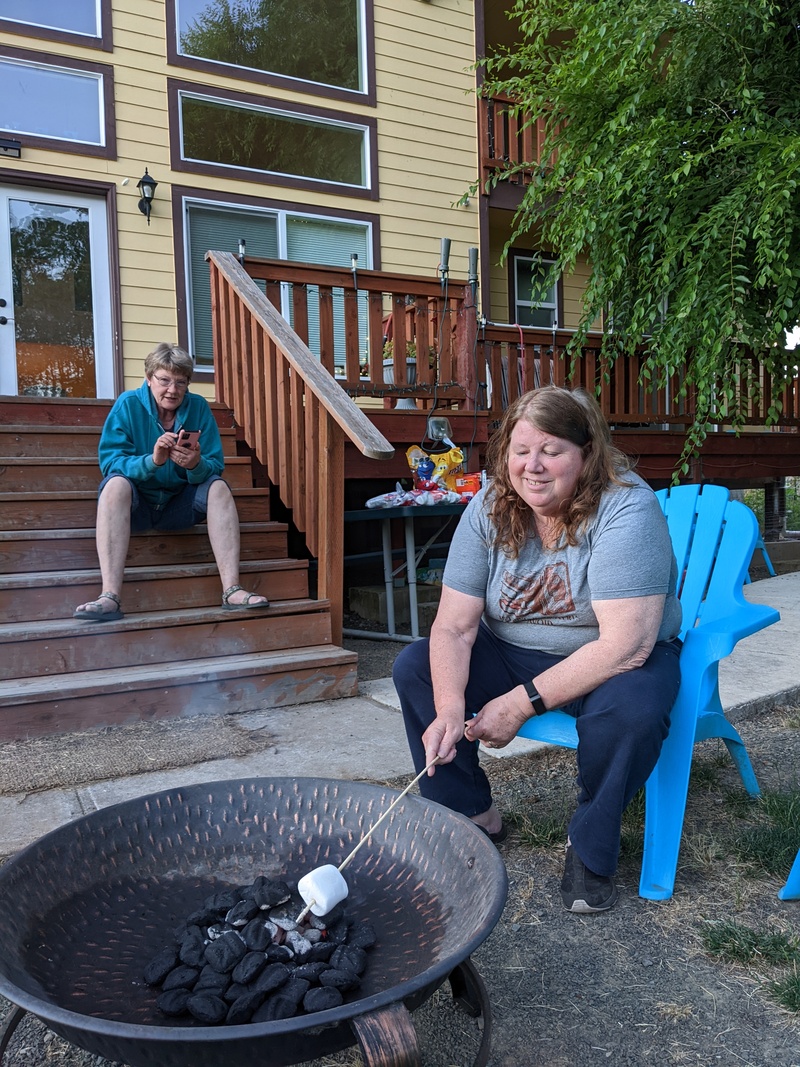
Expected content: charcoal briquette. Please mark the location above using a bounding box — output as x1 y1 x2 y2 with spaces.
186 992 228 1024
294 961 331 982
186 904 222 927
206 887 242 913
303 985 344 1013
348 922 377 950
225 990 266 1025
156 988 192 1016
254 879 292 909
162 964 201 991
226 899 260 927
249 961 290 995
242 917 275 951
319 968 360 992
308 942 336 963
194 966 231 996
326 916 352 944
204 931 247 973
231 950 267 985
269 910 298 933
251 994 298 1022
265 944 294 963
281 977 311 1007
331 944 368 976
284 930 312 962
223 981 251 1003
241 875 269 897
143 947 178 986
178 930 207 968
206 922 235 941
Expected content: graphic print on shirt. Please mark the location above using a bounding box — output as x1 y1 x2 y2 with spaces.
499 562 576 623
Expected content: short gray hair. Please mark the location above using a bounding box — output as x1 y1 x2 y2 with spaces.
144 342 195 381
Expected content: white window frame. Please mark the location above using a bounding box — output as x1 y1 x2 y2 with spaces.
0 56 105 146
0 0 101 38
182 196 374 370
174 0 368 96
178 90 370 191
512 252 560 329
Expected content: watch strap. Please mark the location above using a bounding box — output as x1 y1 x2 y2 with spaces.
523 681 547 716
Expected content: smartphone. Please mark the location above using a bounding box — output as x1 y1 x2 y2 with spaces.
177 429 200 447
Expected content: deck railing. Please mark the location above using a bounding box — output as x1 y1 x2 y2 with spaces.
478 323 800 428
479 93 553 189
206 251 394 643
221 254 800 430
236 257 481 409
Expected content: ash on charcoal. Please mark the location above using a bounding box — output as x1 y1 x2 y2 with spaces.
143 876 375 1026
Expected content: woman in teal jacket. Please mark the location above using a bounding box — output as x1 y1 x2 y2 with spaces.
73 342 269 621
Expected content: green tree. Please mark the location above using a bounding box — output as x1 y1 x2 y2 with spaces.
482 0 800 471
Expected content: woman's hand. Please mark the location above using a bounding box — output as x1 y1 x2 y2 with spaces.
169 433 200 470
153 432 177 467
465 686 532 749
421 708 466 773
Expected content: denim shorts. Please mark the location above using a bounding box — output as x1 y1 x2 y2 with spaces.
97 473 223 532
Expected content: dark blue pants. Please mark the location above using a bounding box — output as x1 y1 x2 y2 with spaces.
393 622 681 876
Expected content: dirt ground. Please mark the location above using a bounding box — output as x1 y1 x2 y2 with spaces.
1 637 799 1067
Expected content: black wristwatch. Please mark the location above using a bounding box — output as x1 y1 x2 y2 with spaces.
523 681 547 716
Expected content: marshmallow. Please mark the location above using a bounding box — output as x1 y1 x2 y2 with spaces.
297 864 349 917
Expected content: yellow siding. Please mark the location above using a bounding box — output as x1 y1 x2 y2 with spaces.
486 211 593 331
1 0 478 391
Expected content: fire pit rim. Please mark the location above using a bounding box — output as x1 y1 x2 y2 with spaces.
0 775 509 1049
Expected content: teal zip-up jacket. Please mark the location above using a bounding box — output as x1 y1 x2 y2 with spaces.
98 380 225 507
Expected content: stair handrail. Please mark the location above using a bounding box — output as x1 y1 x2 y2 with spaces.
206 250 395 643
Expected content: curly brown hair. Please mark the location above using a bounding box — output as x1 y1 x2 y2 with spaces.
485 385 634 557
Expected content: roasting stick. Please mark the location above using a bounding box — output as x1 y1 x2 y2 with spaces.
296 756 442 923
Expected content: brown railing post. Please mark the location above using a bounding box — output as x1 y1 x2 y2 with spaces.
455 284 479 410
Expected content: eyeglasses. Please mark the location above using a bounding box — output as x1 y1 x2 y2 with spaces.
151 375 189 391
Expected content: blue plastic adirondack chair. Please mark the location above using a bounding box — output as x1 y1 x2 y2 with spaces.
515 482 781 900
778 851 800 901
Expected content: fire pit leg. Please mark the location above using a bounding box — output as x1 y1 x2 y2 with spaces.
0 1006 26 1063
351 1001 422 1067
447 957 493 1067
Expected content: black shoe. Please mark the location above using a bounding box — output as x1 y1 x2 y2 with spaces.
560 845 618 913
478 822 508 844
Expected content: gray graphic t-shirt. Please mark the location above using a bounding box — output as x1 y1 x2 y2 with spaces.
442 474 682 656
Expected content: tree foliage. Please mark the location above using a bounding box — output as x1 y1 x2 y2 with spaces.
482 0 800 467
180 0 359 91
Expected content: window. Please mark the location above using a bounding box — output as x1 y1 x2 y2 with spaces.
178 91 369 191
184 199 371 371
0 0 111 49
171 0 368 99
185 202 278 364
0 50 114 156
512 252 560 329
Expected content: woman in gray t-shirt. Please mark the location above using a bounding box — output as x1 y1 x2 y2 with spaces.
393 385 682 913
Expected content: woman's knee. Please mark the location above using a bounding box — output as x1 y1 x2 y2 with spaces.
392 639 432 694
579 672 674 743
99 475 133 507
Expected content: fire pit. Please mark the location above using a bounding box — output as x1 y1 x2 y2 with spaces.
0 777 507 1067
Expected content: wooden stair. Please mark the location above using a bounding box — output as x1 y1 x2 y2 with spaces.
0 404 358 742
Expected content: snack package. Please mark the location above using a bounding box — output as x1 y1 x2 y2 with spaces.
453 472 482 501
406 445 464 491
364 486 461 508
